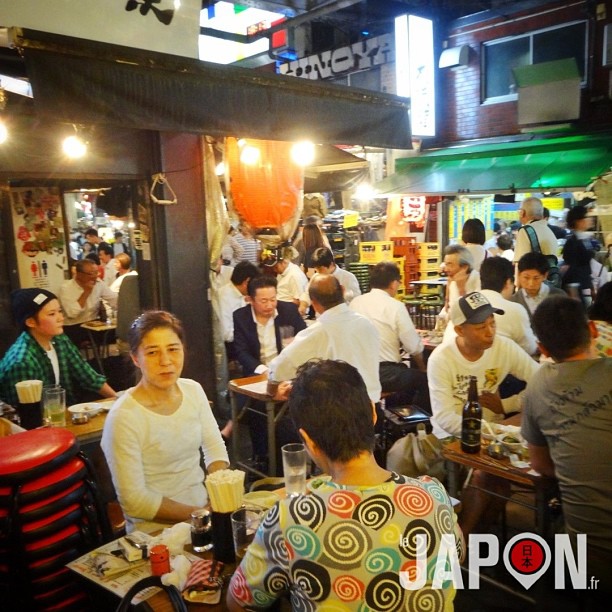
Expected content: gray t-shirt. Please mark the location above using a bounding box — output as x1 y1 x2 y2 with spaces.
521 358 612 563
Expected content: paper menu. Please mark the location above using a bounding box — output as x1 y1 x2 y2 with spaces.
67 539 199 604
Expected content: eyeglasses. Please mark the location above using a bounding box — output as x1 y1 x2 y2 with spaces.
79 270 99 277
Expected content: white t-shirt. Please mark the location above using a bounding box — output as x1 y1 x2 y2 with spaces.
514 219 559 262
101 379 229 533
427 335 540 439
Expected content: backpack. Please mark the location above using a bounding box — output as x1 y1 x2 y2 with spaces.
522 225 562 288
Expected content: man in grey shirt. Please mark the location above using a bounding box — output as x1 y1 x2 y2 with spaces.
522 295 611 599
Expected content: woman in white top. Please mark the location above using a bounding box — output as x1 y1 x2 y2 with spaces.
101 311 229 533
461 218 488 271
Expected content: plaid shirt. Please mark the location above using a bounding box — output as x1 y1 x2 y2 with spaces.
0 332 106 406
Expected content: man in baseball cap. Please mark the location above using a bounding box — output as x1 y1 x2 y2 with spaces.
449 290 505 327
427 290 540 538
0 288 116 407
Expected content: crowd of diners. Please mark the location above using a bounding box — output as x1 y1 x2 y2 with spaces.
0 197 610 609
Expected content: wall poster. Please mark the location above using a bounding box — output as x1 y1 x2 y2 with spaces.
10 187 68 293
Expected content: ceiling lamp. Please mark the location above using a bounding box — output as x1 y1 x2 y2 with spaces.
62 134 87 158
290 141 315 166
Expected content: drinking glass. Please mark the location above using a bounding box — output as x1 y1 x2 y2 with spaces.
230 507 262 563
282 443 308 497
279 326 295 349
43 386 66 428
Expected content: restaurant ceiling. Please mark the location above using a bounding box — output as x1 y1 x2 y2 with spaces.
17 29 411 149
374 134 612 195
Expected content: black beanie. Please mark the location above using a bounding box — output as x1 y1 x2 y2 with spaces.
10 288 57 329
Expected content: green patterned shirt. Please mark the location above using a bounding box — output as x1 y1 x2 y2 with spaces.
0 331 106 406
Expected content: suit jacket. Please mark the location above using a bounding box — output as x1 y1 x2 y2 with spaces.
233 302 307 375
509 284 566 324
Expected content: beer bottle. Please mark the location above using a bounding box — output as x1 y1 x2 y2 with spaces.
461 376 482 454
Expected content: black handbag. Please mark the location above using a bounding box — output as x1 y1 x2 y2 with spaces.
115 575 188 612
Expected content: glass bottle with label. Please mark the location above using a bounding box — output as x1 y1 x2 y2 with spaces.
461 376 482 454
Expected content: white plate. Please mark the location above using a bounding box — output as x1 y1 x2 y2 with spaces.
68 403 103 417
98 399 117 412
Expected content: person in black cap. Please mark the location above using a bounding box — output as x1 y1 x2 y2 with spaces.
0 288 117 407
427 291 540 537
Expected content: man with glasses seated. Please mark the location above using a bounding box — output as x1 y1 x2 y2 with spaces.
59 258 118 346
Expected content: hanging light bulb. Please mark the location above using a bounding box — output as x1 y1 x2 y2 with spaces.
290 141 315 166
62 134 87 158
0 120 7 145
240 144 260 165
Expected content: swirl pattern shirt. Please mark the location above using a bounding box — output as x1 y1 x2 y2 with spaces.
229 473 462 611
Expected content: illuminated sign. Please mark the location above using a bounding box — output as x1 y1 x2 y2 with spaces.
278 34 393 79
395 14 436 137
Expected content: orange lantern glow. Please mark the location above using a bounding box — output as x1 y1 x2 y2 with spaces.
225 137 304 247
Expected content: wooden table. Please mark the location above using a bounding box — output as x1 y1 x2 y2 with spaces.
442 433 558 539
229 374 286 478
64 399 113 444
81 320 117 375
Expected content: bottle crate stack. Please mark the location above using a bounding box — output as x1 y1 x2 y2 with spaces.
390 237 419 290
347 262 372 294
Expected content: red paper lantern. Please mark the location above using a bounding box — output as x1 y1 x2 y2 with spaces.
226 137 303 241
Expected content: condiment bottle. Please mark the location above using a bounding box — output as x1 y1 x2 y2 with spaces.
150 544 171 576
461 376 482 454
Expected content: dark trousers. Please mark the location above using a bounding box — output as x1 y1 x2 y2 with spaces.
379 362 431 414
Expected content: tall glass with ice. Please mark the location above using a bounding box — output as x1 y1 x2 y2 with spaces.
281 443 308 497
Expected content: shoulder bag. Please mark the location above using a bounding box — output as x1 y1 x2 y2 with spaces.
522 225 562 287
115 575 188 612
386 423 446 483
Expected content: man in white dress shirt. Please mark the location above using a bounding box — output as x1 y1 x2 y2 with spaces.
59 258 118 345
215 261 260 344
98 242 117 288
350 262 430 413
268 274 381 404
268 248 308 305
298 247 361 315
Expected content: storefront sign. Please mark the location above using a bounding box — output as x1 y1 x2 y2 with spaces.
1 0 201 58
278 33 393 79
10 187 67 293
395 14 436 137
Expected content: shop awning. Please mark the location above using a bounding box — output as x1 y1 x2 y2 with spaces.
17 29 411 150
304 145 369 193
375 134 612 195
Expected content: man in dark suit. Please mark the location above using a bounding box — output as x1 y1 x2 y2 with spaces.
232 276 306 465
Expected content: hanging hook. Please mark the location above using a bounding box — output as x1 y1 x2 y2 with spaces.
150 173 178 205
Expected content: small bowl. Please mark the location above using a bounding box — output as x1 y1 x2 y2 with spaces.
498 434 524 455
487 441 505 459
71 413 89 425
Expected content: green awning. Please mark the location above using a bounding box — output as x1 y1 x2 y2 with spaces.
375 134 612 195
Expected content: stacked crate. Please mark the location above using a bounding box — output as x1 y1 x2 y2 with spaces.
417 242 441 280
390 237 419 291
358 241 394 264
347 262 371 294
393 256 406 299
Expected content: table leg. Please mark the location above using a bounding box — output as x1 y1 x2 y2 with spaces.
230 390 242 467
266 400 276 477
86 329 106 375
